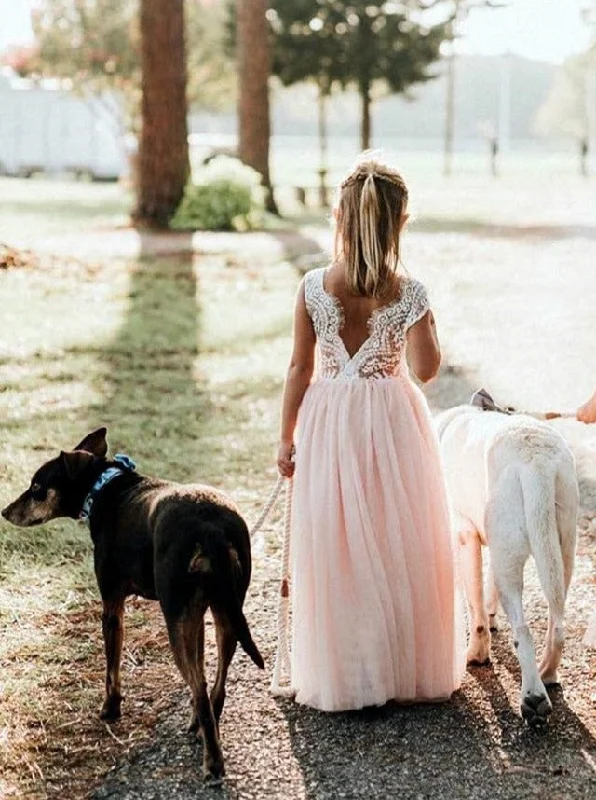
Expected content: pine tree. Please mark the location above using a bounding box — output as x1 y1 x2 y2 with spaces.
237 0 277 212
270 1 450 151
443 2 506 176
269 1 346 204
134 0 190 227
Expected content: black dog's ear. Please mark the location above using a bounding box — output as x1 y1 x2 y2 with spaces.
73 427 108 458
61 450 94 480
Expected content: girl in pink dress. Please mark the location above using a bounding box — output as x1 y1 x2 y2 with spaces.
277 157 466 712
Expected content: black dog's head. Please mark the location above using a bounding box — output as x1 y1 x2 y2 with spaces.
1 428 108 527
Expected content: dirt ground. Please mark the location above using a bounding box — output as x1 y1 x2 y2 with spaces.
80 224 596 800
2 190 596 798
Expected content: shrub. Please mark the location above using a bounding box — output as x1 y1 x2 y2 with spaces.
171 156 264 231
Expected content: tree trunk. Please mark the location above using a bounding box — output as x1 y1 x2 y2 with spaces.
237 0 277 213
134 0 189 228
360 82 372 151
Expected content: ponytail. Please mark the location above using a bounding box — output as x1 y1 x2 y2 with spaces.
337 159 407 298
359 173 385 296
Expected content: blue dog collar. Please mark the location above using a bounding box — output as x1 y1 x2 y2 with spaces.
80 453 136 524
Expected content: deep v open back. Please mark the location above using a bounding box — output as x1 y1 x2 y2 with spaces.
289 266 466 712
304 267 429 380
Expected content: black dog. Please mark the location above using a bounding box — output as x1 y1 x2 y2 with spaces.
1 428 263 779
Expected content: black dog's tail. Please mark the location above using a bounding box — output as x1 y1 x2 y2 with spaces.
220 584 265 669
188 529 264 670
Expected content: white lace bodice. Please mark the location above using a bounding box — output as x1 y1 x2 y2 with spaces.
304 267 429 381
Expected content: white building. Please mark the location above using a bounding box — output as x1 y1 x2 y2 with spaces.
0 69 127 180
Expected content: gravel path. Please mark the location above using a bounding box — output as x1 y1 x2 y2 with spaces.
87 226 596 800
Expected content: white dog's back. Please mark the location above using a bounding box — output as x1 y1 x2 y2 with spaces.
436 404 578 725
436 406 575 542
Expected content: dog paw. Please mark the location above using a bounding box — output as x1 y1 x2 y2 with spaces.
203 756 225 781
520 692 552 728
466 643 491 668
100 697 122 722
467 656 491 668
540 669 560 688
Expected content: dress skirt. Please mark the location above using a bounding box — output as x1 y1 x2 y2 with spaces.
290 374 466 712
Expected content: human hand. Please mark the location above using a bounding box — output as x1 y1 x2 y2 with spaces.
577 392 596 424
277 440 295 478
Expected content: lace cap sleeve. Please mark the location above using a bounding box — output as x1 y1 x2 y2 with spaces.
405 279 429 329
303 267 324 321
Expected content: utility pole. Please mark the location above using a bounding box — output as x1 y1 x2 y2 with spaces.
580 1 596 174
497 50 511 157
443 1 508 177
444 36 456 177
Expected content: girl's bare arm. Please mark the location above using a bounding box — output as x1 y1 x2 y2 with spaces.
577 389 596 423
407 310 441 384
278 282 316 476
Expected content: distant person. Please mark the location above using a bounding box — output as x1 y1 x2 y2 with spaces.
580 137 589 178
577 389 596 423
490 136 499 177
276 156 465 711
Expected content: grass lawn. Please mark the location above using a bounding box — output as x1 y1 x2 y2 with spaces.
0 236 298 796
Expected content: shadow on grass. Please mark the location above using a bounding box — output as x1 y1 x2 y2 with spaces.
93 234 207 481
412 217 596 241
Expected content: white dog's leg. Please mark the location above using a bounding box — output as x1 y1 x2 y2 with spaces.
491 540 552 727
539 469 578 685
458 524 491 666
486 561 500 632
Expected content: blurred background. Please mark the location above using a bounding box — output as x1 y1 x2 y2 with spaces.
1 1 595 195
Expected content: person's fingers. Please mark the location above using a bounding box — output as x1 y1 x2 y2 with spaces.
277 458 295 478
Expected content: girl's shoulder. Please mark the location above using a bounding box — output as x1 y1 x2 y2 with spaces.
398 275 430 329
302 266 329 301
399 273 426 295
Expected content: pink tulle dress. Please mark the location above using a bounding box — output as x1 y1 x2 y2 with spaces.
290 267 466 712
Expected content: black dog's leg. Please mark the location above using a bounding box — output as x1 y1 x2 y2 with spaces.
167 612 224 779
187 620 204 733
100 596 125 721
211 611 237 724
196 673 224 780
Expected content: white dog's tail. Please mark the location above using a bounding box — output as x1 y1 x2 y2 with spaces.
519 460 577 679
520 466 566 625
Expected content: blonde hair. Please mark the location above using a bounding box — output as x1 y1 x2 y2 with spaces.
335 157 408 298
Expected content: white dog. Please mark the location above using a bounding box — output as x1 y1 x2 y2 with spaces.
436 398 578 726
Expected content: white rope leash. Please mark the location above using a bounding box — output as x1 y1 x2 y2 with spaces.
247 472 295 697
270 476 294 697
249 474 284 538
521 410 576 421
470 390 577 422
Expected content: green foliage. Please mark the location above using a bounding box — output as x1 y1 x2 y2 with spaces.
17 0 234 131
186 0 237 112
268 0 346 94
171 157 264 231
268 1 451 146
